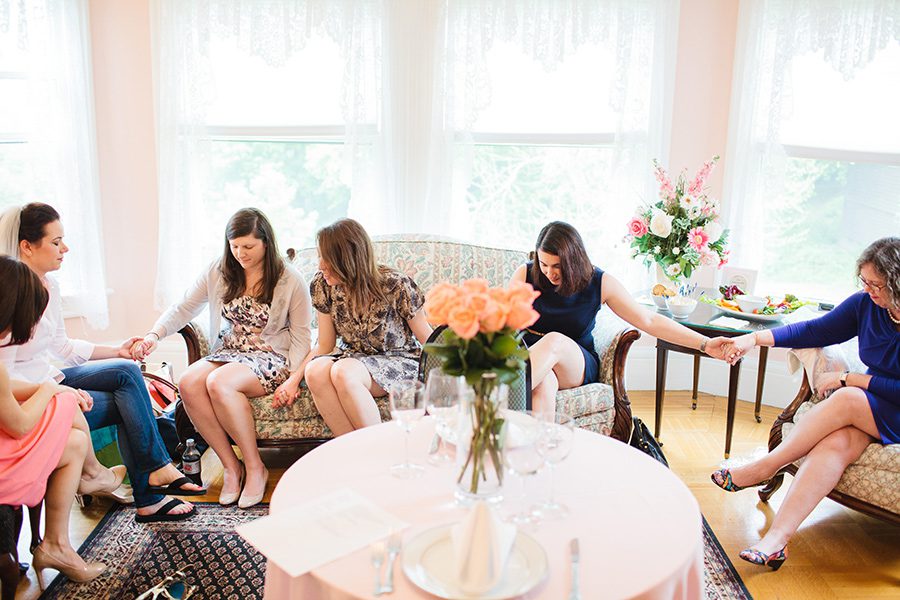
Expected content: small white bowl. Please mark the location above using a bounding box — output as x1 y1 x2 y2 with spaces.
735 295 767 314
652 295 668 310
665 296 697 319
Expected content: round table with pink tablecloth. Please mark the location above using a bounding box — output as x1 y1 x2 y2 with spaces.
264 418 703 600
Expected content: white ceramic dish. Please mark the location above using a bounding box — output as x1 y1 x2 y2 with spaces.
402 523 548 600
651 295 669 310
714 304 785 323
664 296 697 319
734 295 767 313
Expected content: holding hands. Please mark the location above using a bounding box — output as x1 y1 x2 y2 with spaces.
701 333 757 365
129 334 159 361
272 375 302 408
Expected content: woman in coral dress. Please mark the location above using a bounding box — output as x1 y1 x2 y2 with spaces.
0 256 106 588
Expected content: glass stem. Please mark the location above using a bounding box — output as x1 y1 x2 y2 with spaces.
548 464 556 505
404 429 410 467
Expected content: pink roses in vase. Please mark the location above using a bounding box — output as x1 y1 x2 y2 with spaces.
627 156 730 283
423 279 540 495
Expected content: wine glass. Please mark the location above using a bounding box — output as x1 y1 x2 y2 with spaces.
502 411 545 527
424 369 464 465
534 412 575 519
389 380 427 479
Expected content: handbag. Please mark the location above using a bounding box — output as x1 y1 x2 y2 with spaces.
141 362 178 415
628 417 669 467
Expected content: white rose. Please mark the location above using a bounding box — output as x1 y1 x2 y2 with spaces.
672 246 680 255
653 245 661 254
649 211 673 239
666 263 682 277
705 221 723 243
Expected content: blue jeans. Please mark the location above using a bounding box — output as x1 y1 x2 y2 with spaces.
61 360 170 508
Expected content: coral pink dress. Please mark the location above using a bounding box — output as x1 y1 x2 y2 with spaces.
0 391 76 507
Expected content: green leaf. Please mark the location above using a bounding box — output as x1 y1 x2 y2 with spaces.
490 334 519 359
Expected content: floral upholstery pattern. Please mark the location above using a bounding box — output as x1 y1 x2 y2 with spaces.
781 344 900 517
188 236 633 442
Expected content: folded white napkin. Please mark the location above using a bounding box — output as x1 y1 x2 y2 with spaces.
451 501 516 595
709 315 750 329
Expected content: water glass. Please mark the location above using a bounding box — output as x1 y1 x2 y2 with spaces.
389 380 426 479
534 412 575 519
424 369 464 465
503 411 545 527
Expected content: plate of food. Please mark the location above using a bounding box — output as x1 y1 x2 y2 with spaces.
701 286 810 322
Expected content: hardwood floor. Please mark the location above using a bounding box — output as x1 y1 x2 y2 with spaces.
12 391 900 599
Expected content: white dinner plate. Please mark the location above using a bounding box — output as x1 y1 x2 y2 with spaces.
402 523 548 600
712 303 785 323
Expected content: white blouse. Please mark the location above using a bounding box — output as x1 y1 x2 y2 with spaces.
0 276 94 383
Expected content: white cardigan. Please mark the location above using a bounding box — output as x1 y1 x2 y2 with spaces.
153 261 312 371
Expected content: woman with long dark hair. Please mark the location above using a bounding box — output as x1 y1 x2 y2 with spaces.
0 203 201 524
136 208 312 508
712 237 900 570
0 256 107 588
514 221 730 412
275 219 431 435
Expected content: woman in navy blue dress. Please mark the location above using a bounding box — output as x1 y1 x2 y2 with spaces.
511 222 731 413
712 237 900 570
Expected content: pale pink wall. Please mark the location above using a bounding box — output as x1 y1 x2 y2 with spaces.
67 0 158 341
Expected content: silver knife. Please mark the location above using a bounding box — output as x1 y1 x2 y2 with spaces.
568 538 580 600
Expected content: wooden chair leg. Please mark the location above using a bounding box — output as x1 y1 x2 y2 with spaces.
0 552 18 600
691 355 701 409
759 473 785 503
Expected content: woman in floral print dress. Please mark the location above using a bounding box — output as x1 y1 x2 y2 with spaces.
135 208 312 508
274 219 432 435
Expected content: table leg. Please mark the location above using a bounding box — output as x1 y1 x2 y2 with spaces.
691 355 701 409
754 346 768 423
724 361 741 459
655 345 668 445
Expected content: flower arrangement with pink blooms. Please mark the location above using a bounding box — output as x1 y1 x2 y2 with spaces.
627 156 730 282
423 279 540 493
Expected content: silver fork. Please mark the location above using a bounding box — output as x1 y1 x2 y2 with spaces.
378 533 402 595
371 541 386 596
568 538 581 600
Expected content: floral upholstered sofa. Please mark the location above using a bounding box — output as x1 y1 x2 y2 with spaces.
176 235 640 450
759 343 900 523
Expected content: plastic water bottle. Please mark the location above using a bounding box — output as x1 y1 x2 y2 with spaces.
182 438 202 486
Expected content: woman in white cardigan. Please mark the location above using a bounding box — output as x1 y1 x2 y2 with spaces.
135 208 312 508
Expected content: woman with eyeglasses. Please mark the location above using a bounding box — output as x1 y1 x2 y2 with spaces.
712 236 900 570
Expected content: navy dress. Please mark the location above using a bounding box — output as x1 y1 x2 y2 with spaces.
524 263 604 385
771 292 900 444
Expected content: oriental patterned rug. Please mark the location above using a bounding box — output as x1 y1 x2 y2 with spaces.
39 503 750 599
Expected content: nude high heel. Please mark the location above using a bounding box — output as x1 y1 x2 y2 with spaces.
218 462 245 506
32 544 106 590
238 467 268 509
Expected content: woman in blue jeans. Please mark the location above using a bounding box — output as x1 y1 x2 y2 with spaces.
0 203 204 522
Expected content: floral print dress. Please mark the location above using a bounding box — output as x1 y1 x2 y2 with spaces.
310 269 424 392
205 295 290 394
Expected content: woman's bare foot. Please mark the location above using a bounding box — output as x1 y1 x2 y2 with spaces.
136 496 194 518
78 464 126 495
147 463 204 493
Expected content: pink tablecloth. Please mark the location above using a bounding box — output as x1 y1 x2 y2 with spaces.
264 419 703 600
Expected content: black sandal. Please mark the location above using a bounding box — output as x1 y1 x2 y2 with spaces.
146 476 206 496
135 498 196 523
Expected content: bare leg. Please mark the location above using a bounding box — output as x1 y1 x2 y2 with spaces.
528 332 585 413
69 408 125 494
306 358 355 436
38 429 92 570
532 370 559 414
330 359 384 430
205 363 268 501
180 361 242 500
727 388 879 487
752 426 873 555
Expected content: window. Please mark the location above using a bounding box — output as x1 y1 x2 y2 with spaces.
725 2 900 303
0 0 107 325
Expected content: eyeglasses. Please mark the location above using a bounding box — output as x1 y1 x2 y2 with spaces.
858 276 887 293
136 564 197 600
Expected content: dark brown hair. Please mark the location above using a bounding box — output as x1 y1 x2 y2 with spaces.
0 255 49 345
19 202 61 246
317 219 388 315
220 208 284 304
530 221 594 296
857 237 900 309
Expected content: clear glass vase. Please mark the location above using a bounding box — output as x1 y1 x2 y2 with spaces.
454 373 507 505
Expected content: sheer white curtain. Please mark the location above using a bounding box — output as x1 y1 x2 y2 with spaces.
0 0 108 326
151 0 382 306
723 0 900 270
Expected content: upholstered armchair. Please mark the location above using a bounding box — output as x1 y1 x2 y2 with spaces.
758 343 900 523
176 235 639 448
